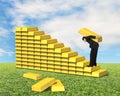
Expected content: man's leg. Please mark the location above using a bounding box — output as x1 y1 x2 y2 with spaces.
92 47 98 66
90 48 98 66
90 48 94 67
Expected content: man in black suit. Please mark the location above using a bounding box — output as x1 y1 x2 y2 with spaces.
82 35 101 67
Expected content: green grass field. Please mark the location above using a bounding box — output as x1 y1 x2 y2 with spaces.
0 63 120 96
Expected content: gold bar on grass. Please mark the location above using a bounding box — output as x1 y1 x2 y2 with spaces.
51 80 65 92
23 72 41 80
32 78 56 92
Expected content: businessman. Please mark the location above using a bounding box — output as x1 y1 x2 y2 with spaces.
82 35 101 67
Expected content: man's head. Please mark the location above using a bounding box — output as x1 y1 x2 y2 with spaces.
82 36 87 42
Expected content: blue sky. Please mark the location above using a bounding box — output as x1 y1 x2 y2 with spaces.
0 0 120 63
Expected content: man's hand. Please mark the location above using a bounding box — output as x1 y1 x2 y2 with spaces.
96 35 102 39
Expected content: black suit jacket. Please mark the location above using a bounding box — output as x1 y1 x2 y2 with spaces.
84 36 99 49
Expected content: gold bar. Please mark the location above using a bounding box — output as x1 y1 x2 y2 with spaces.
84 72 92 76
23 72 41 80
69 56 85 62
21 26 38 31
84 66 100 72
34 34 50 40
69 70 76 74
78 28 102 42
15 27 21 32
92 69 108 77
76 71 83 75
76 60 90 67
48 43 64 49
32 78 56 92
41 38 57 44
55 47 71 53
62 51 78 58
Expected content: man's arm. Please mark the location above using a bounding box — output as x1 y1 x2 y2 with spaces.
96 35 102 39
86 35 96 39
86 35 102 39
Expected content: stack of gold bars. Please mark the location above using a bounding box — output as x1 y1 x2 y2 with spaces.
23 72 65 92
15 26 108 77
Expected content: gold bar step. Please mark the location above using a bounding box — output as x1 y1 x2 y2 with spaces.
84 66 100 72
92 69 108 77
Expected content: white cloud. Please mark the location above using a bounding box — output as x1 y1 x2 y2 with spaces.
0 48 14 56
9 0 120 49
0 49 4 56
9 0 89 26
41 12 120 49
41 0 120 48
10 0 87 15
0 27 9 37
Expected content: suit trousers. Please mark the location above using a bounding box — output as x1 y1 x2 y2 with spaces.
90 47 98 66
